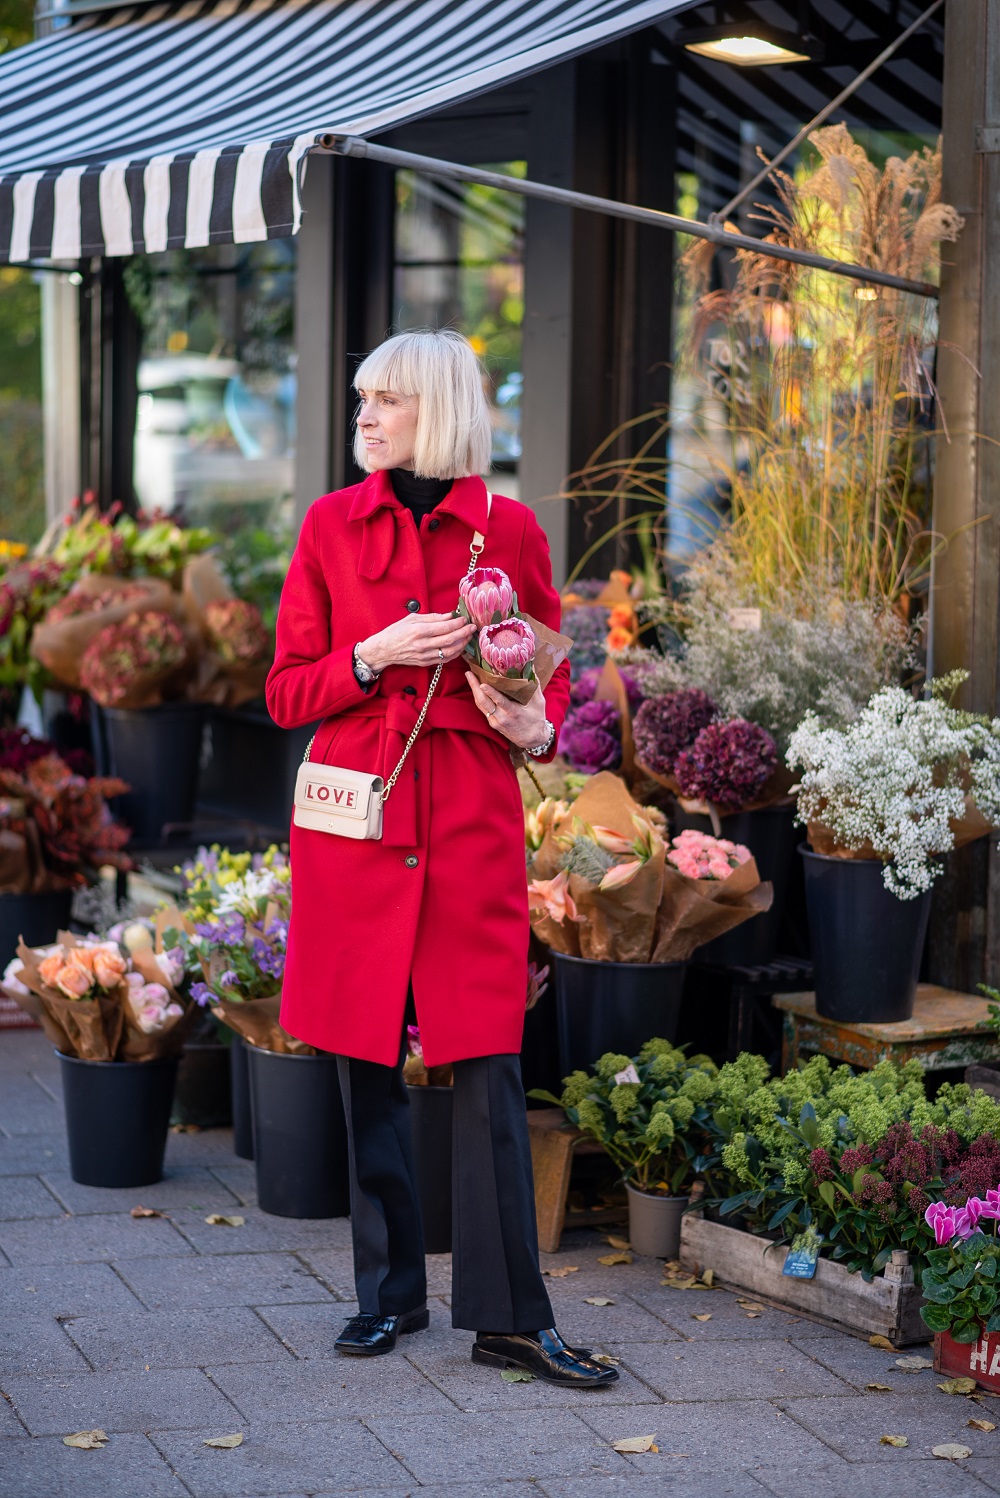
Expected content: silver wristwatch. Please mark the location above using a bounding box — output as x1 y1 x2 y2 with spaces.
352 643 381 686
526 719 555 758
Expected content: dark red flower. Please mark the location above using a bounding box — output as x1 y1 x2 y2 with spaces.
675 718 777 809
632 689 717 776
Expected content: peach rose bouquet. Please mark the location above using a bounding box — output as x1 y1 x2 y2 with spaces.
7 933 191 1061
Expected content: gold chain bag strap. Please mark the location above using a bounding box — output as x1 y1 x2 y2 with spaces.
293 494 492 840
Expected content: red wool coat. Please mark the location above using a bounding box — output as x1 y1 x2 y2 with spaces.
265 470 571 1067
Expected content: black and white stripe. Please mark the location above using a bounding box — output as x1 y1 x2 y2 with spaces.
0 0 692 263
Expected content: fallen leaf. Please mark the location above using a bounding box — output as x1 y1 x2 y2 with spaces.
204 1214 245 1227
598 1252 634 1266
737 1299 764 1313
500 1368 534 1382
895 1355 933 1372
880 1434 908 1447
129 1206 161 1219
700 1268 715 1288
968 1418 996 1432
202 1433 244 1449
938 1378 978 1396
584 1296 615 1306
605 1235 631 1250
612 1434 658 1453
932 1443 973 1460
543 1265 579 1278
866 1383 893 1393
592 1354 621 1366
745 1312 761 1319
869 1335 895 1351
63 1430 108 1449
692 1313 713 1322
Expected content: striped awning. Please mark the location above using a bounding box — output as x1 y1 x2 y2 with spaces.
0 0 693 264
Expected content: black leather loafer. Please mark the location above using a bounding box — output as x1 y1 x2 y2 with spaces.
472 1327 619 1387
334 1305 429 1356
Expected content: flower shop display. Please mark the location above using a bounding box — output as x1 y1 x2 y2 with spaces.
0 556 66 715
3 932 191 1186
787 674 1000 1022
560 573 641 672
527 773 771 1072
0 728 131 965
532 1038 718 1257
164 845 349 1217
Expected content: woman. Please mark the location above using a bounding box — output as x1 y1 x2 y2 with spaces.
266 329 616 1389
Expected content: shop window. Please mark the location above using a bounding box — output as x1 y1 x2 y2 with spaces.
393 164 525 496
0 266 44 543
127 241 295 551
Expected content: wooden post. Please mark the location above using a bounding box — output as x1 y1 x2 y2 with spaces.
928 0 1000 988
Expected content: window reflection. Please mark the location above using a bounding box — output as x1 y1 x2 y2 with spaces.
394 164 525 493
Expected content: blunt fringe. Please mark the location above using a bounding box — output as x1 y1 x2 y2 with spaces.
353 329 493 479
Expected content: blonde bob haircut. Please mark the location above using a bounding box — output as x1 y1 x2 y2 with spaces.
353 328 493 479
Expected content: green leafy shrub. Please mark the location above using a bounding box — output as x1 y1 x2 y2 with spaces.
531 1039 718 1194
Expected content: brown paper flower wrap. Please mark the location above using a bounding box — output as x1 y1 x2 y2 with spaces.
806 794 992 862
10 933 193 1061
528 772 772 963
31 576 193 696
465 613 574 706
184 555 270 709
634 758 796 830
210 991 315 1055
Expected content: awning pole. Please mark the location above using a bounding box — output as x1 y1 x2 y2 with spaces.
322 135 939 298
712 0 945 225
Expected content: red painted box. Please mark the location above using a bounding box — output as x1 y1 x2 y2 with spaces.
934 1329 1000 1392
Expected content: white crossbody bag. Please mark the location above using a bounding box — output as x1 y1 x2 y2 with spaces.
292 496 491 840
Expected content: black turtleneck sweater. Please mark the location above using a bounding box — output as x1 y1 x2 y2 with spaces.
389 467 451 523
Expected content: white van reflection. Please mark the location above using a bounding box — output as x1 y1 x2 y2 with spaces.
134 354 295 517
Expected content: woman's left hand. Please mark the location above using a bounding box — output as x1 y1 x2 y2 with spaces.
466 671 549 750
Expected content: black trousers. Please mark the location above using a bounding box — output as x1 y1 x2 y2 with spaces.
336 1038 554 1333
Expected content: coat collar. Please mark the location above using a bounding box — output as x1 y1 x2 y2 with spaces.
347 469 490 534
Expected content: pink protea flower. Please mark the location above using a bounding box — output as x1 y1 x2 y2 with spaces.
479 618 535 675
460 567 514 629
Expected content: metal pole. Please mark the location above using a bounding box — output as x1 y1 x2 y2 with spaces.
322 135 939 299
711 0 945 225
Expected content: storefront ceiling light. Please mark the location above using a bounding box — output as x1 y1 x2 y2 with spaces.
682 31 812 66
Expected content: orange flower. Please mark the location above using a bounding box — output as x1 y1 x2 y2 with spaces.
528 870 580 925
93 948 128 990
606 625 634 652
54 964 93 1000
609 569 633 592
608 603 636 630
68 945 96 974
38 954 64 987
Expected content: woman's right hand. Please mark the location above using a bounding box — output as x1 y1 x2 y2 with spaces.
359 613 475 672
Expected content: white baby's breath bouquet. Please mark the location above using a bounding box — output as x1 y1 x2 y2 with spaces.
787 673 1000 899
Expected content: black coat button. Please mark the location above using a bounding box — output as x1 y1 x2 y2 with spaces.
402 685 416 697
404 855 419 868
428 518 440 531
406 599 421 613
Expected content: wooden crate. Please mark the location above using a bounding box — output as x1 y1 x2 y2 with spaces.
934 1329 1000 1393
965 1062 1000 1103
679 1214 928 1347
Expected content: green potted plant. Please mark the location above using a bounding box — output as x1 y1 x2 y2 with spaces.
787 672 1000 1023
532 1038 718 1258
920 1192 1000 1391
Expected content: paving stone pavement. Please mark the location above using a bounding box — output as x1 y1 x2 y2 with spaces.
3 1028 1000 1498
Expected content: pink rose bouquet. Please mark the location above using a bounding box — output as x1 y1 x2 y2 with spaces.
666 829 752 882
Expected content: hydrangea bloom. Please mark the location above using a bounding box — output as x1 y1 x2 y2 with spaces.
632 689 717 776
675 718 778 808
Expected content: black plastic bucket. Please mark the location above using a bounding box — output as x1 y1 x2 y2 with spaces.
171 1043 232 1128
99 702 205 845
230 1035 254 1159
553 952 686 1077
673 804 799 966
801 845 932 1023
247 1047 350 1219
59 1052 179 1187
407 1084 453 1254
0 889 73 970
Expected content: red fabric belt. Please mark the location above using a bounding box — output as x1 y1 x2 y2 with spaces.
314 691 506 846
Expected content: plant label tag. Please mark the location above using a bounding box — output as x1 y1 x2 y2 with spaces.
614 1064 641 1086
783 1238 821 1280
728 607 762 632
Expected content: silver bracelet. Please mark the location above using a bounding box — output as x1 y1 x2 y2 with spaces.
526 719 555 758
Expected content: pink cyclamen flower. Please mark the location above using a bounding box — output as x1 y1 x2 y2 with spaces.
460 567 514 629
925 1200 976 1245
479 618 535 675
979 1188 1000 1222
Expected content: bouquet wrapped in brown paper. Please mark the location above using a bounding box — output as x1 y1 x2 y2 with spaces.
527 772 772 963
456 566 573 705
184 555 271 709
5 932 192 1061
